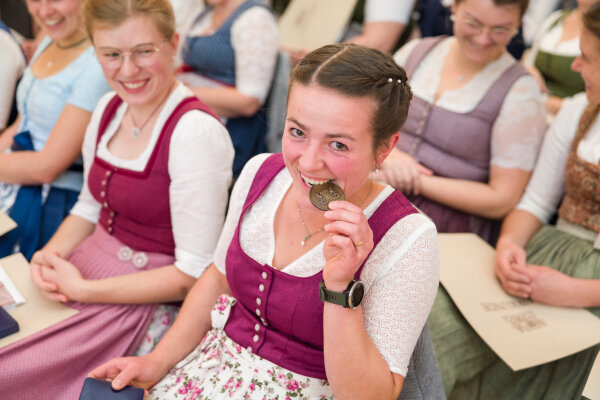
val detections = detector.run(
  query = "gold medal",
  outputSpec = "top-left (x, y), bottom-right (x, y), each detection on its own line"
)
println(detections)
top-left (309, 181), bottom-right (345, 211)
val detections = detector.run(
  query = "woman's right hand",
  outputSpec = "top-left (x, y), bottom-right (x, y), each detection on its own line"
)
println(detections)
top-left (494, 237), bottom-right (531, 298)
top-left (372, 148), bottom-right (432, 195)
top-left (30, 250), bottom-right (64, 302)
top-left (88, 354), bottom-right (167, 391)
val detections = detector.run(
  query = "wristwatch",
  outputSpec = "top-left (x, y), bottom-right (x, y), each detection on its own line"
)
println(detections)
top-left (319, 279), bottom-right (365, 309)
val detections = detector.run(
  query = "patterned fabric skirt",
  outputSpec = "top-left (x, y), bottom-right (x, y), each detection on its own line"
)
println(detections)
top-left (0, 226), bottom-right (175, 400)
top-left (150, 295), bottom-right (334, 400)
top-left (427, 225), bottom-right (600, 399)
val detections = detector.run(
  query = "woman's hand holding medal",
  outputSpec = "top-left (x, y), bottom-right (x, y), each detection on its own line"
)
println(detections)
top-left (314, 182), bottom-right (374, 291)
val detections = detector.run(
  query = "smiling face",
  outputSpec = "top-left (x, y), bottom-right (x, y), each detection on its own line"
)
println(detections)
top-left (282, 83), bottom-right (387, 212)
top-left (452, 0), bottom-right (521, 66)
top-left (27, 0), bottom-right (84, 43)
top-left (572, 27), bottom-right (600, 104)
top-left (92, 14), bottom-right (177, 108)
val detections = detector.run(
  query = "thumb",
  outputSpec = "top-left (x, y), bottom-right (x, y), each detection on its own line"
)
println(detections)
top-left (418, 165), bottom-right (433, 176)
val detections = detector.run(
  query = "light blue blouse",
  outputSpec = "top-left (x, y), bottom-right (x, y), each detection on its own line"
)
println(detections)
top-left (15, 36), bottom-right (110, 192)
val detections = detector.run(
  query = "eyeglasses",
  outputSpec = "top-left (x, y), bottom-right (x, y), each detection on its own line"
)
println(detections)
top-left (461, 17), bottom-right (517, 41)
top-left (96, 42), bottom-right (168, 70)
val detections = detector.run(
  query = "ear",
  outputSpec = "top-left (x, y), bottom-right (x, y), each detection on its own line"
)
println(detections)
top-left (451, 1), bottom-right (457, 16)
top-left (170, 32), bottom-right (180, 53)
top-left (375, 132), bottom-right (400, 167)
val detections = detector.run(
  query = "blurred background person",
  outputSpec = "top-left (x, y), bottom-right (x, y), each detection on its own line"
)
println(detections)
top-left (0, 0), bottom-right (110, 260)
top-left (523, 0), bottom-right (595, 116)
top-left (0, 20), bottom-right (26, 132)
top-left (375, 0), bottom-right (547, 245)
top-left (178, 0), bottom-right (278, 177)
top-left (0, 0), bottom-right (233, 398)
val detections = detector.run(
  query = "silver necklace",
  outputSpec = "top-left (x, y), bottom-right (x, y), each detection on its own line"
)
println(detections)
top-left (297, 206), bottom-right (324, 246)
top-left (130, 82), bottom-right (175, 138)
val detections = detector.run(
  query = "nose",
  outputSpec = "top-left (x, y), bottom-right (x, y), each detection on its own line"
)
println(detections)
top-left (38, 0), bottom-right (54, 18)
top-left (119, 53), bottom-right (141, 76)
top-left (473, 30), bottom-right (493, 46)
top-left (298, 141), bottom-right (324, 173)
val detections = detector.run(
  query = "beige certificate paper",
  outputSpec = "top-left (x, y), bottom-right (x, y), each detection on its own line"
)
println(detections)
top-left (584, 354), bottom-right (600, 399)
top-left (279, 0), bottom-right (358, 51)
top-left (0, 211), bottom-right (16, 237)
top-left (438, 233), bottom-right (600, 371)
top-left (0, 253), bottom-right (78, 348)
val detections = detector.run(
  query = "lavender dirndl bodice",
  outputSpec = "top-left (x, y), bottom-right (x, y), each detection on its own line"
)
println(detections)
top-left (223, 153), bottom-right (417, 379)
top-left (399, 36), bottom-right (528, 245)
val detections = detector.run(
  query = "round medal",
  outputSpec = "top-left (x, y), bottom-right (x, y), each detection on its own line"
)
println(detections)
top-left (309, 181), bottom-right (345, 211)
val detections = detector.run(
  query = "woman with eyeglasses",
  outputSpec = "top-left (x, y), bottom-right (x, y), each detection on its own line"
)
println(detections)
top-left (429, 2), bottom-right (600, 398)
top-left (0, 0), bottom-right (234, 398)
top-left (0, 0), bottom-right (110, 260)
top-left (374, 0), bottom-right (547, 246)
top-left (523, 0), bottom-right (595, 116)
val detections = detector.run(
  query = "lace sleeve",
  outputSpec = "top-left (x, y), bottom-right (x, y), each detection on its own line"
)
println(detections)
top-left (230, 7), bottom-right (279, 104)
top-left (490, 75), bottom-right (547, 171)
top-left (360, 214), bottom-right (439, 376)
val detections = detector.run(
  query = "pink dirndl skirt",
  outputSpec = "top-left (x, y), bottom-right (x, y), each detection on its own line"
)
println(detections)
top-left (0, 225), bottom-right (175, 400)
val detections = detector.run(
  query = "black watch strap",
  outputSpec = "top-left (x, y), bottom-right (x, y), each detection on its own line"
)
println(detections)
top-left (319, 279), bottom-right (364, 308)
top-left (319, 280), bottom-right (349, 306)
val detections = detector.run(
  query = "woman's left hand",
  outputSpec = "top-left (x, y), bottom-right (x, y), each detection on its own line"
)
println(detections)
top-left (520, 265), bottom-right (577, 307)
top-left (322, 200), bottom-right (373, 291)
top-left (38, 252), bottom-right (88, 303)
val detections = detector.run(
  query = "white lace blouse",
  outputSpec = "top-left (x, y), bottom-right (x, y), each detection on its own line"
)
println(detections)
top-left (186, 6), bottom-right (279, 105)
top-left (394, 37), bottom-right (547, 171)
top-left (70, 83), bottom-right (234, 278)
top-left (517, 93), bottom-right (600, 224)
top-left (213, 154), bottom-right (440, 376)
top-left (523, 10), bottom-right (581, 66)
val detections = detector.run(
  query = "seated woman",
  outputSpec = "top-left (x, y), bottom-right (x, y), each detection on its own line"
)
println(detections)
top-left (428, 3), bottom-right (600, 398)
top-left (0, 20), bottom-right (25, 131)
top-left (414, 0), bottom-right (529, 58)
top-left (0, 0), bottom-right (234, 398)
top-left (178, 0), bottom-right (278, 177)
top-left (375, 0), bottom-right (547, 246)
top-left (523, 0), bottom-right (594, 115)
top-left (0, 0), bottom-right (111, 260)
top-left (90, 43), bottom-right (439, 399)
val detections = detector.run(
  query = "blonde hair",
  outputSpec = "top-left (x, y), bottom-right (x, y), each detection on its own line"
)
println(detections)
top-left (83, 0), bottom-right (175, 41)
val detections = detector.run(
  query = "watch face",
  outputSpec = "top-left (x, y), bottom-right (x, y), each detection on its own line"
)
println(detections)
top-left (349, 281), bottom-right (365, 309)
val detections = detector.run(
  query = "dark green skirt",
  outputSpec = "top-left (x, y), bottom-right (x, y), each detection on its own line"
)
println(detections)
top-left (428, 226), bottom-right (600, 399)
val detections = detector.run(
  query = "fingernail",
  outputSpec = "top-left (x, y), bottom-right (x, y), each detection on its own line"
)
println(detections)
top-left (113, 379), bottom-right (122, 389)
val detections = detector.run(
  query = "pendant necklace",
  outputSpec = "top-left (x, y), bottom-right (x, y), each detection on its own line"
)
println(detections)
top-left (297, 206), bottom-right (324, 246)
top-left (130, 81), bottom-right (175, 138)
top-left (297, 179), bottom-right (373, 246)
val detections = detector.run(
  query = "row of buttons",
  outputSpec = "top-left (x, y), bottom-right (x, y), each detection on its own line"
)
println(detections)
top-left (102, 169), bottom-right (116, 233)
top-left (247, 271), bottom-right (270, 353)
